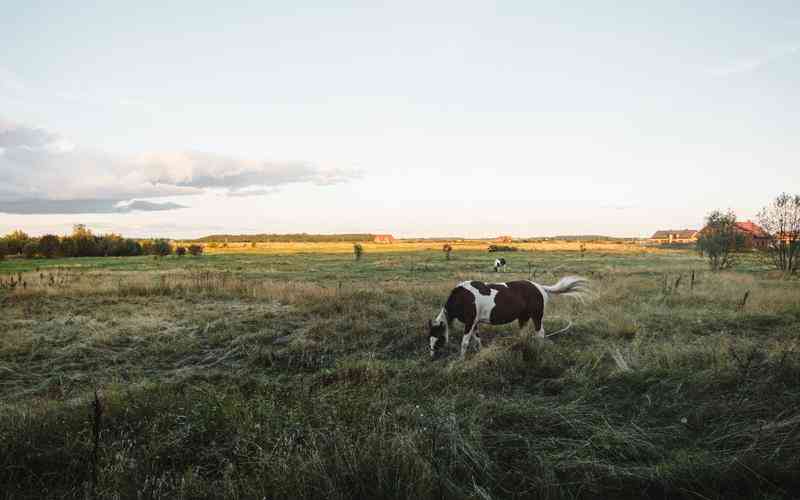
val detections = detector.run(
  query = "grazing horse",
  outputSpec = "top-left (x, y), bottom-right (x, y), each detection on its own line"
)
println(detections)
top-left (428, 276), bottom-right (589, 358)
top-left (493, 258), bottom-right (507, 272)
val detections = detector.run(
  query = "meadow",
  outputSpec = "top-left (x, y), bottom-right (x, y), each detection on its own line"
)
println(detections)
top-left (1, 243), bottom-right (799, 499)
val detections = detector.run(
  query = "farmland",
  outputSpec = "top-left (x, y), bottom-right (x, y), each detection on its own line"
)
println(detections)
top-left (1, 244), bottom-right (799, 499)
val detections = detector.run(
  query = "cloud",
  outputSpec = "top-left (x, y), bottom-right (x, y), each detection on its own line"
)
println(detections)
top-left (0, 199), bottom-right (186, 214)
top-left (0, 118), bottom-right (361, 214)
top-left (708, 44), bottom-right (799, 77)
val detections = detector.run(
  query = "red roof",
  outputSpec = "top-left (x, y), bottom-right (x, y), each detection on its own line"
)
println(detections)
top-left (734, 221), bottom-right (769, 238)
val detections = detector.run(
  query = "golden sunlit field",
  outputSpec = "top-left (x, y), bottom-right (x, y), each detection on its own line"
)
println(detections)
top-left (2, 244), bottom-right (799, 499)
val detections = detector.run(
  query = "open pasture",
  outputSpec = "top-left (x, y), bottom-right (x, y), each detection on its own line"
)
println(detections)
top-left (1, 246), bottom-right (800, 499)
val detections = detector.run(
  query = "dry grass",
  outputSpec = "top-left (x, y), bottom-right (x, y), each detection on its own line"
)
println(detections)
top-left (191, 239), bottom-right (672, 255)
top-left (1, 249), bottom-right (799, 499)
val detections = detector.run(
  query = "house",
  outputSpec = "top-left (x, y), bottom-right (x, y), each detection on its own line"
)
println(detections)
top-left (494, 235), bottom-right (513, 243)
top-left (733, 221), bottom-right (770, 249)
top-left (695, 220), bottom-right (771, 249)
top-left (373, 234), bottom-right (395, 244)
top-left (650, 229), bottom-right (698, 244)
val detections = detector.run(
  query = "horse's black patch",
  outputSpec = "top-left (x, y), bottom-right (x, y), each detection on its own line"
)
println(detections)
top-left (470, 281), bottom-right (492, 295)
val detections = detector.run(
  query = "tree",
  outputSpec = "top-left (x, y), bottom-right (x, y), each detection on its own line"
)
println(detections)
top-left (4, 230), bottom-right (30, 255)
top-left (152, 238), bottom-right (172, 257)
top-left (353, 243), bottom-right (364, 261)
top-left (22, 241), bottom-right (38, 259)
top-left (0, 239), bottom-right (8, 260)
top-left (176, 246), bottom-right (187, 257)
top-left (443, 243), bottom-right (453, 260)
top-left (38, 234), bottom-right (61, 258)
top-left (696, 210), bottom-right (745, 270)
top-left (188, 244), bottom-right (204, 256)
top-left (71, 225), bottom-right (99, 257)
top-left (757, 193), bottom-right (800, 274)
top-left (121, 239), bottom-right (143, 256)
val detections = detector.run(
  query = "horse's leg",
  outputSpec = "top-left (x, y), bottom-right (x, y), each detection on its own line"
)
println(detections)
top-left (473, 323), bottom-right (483, 352)
top-left (460, 320), bottom-right (476, 358)
top-left (533, 312), bottom-right (545, 338)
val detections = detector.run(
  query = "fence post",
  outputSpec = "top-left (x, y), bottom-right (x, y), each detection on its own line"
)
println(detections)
top-left (738, 290), bottom-right (750, 311)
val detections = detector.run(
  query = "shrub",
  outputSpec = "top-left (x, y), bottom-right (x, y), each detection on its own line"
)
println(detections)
top-left (188, 244), bottom-right (204, 256)
top-left (697, 210), bottom-right (745, 270)
top-left (353, 243), bottom-right (364, 261)
top-left (488, 244), bottom-right (519, 252)
top-left (443, 243), bottom-right (453, 260)
top-left (37, 235), bottom-right (61, 258)
top-left (176, 246), bottom-right (187, 257)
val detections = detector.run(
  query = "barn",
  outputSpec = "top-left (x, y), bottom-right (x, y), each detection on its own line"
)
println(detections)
top-left (373, 234), bottom-right (395, 244)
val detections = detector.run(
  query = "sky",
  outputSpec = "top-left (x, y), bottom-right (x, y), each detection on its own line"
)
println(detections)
top-left (1, 1), bottom-right (798, 238)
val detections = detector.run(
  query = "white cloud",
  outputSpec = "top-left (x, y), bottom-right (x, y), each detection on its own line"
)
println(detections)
top-left (0, 118), bottom-right (361, 214)
top-left (708, 44), bottom-right (799, 77)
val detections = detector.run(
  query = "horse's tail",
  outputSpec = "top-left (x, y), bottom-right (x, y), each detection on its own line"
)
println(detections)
top-left (542, 276), bottom-right (590, 302)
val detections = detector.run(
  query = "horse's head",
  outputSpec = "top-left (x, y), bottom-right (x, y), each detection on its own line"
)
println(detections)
top-left (428, 319), bottom-right (447, 358)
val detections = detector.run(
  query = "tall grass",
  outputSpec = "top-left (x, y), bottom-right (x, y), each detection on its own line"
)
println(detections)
top-left (1, 249), bottom-right (799, 499)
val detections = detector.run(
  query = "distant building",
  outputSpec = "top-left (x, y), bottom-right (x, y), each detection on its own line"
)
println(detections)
top-left (733, 221), bottom-right (770, 249)
top-left (495, 235), bottom-right (513, 243)
top-left (695, 220), bottom-right (771, 249)
top-left (650, 229), bottom-right (698, 244)
top-left (373, 234), bottom-right (395, 244)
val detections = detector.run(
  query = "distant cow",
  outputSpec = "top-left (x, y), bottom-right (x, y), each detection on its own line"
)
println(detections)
top-left (428, 277), bottom-right (589, 358)
top-left (493, 258), bottom-right (506, 272)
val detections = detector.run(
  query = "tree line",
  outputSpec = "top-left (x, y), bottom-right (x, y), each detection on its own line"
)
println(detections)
top-left (0, 225), bottom-right (203, 260)
top-left (192, 233), bottom-right (375, 243)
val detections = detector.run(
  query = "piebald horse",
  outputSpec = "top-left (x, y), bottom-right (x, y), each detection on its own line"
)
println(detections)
top-left (428, 276), bottom-right (589, 358)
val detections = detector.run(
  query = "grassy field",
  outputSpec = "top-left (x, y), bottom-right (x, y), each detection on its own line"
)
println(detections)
top-left (1, 245), bottom-right (799, 499)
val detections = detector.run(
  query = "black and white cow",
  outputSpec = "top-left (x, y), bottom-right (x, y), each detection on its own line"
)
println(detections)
top-left (493, 258), bottom-right (507, 272)
top-left (428, 276), bottom-right (589, 358)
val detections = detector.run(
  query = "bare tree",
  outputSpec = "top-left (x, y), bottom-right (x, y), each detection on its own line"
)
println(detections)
top-left (757, 193), bottom-right (800, 274)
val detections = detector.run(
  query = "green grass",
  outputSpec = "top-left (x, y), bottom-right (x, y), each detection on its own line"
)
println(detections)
top-left (1, 249), bottom-right (799, 499)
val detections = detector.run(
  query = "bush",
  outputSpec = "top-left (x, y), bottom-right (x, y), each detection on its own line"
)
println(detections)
top-left (188, 244), bottom-right (204, 256)
top-left (38, 234), bottom-right (61, 258)
top-left (488, 244), bottom-right (519, 252)
top-left (443, 243), bottom-right (453, 260)
top-left (176, 246), bottom-right (187, 257)
top-left (353, 243), bottom-right (364, 261)
top-left (697, 210), bottom-right (745, 270)
top-left (22, 241), bottom-right (38, 259)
